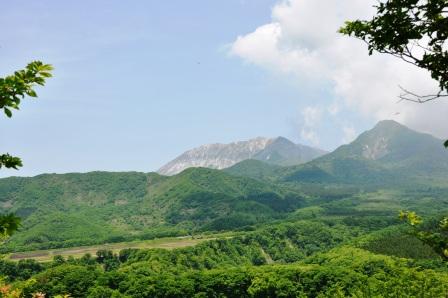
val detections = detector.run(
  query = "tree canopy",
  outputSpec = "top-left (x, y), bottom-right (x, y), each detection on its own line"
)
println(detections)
top-left (340, 0), bottom-right (447, 103)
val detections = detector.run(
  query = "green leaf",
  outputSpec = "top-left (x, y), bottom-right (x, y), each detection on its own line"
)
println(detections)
top-left (27, 90), bottom-right (37, 97)
top-left (4, 108), bottom-right (12, 118)
top-left (444, 140), bottom-right (448, 148)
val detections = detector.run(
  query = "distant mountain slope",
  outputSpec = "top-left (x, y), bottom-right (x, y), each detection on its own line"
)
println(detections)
top-left (0, 169), bottom-right (304, 252)
top-left (253, 137), bottom-right (327, 166)
top-left (224, 159), bottom-right (282, 181)
top-left (283, 120), bottom-right (448, 185)
top-left (327, 120), bottom-right (448, 172)
top-left (158, 137), bottom-right (326, 175)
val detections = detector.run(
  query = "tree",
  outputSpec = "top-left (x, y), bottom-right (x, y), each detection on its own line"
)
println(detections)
top-left (0, 61), bottom-right (53, 239)
top-left (399, 211), bottom-right (448, 261)
top-left (340, 0), bottom-right (447, 103)
top-left (0, 61), bottom-right (53, 169)
top-left (0, 214), bottom-right (21, 241)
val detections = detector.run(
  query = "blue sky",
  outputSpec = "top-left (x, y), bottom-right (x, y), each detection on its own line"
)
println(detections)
top-left (1, 0), bottom-right (442, 177)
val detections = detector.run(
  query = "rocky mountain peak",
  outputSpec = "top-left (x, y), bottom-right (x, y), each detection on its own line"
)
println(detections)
top-left (158, 136), bottom-right (326, 175)
top-left (157, 137), bottom-right (274, 176)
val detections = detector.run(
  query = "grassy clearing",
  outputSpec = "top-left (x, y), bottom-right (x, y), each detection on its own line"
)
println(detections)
top-left (7, 236), bottom-right (212, 262)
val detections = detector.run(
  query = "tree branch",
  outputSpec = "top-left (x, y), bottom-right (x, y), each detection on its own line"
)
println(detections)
top-left (398, 86), bottom-right (448, 103)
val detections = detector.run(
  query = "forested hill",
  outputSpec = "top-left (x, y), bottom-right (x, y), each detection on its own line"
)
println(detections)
top-left (0, 168), bottom-right (305, 252)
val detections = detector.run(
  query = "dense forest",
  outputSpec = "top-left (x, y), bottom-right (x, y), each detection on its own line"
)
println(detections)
top-left (1, 220), bottom-right (447, 297)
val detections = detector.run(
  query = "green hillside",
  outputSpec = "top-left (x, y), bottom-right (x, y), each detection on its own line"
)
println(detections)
top-left (224, 159), bottom-right (282, 181)
top-left (0, 168), bottom-right (305, 252)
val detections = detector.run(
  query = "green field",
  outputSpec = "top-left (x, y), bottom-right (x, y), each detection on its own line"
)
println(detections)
top-left (7, 236), bottom-right (214, 262)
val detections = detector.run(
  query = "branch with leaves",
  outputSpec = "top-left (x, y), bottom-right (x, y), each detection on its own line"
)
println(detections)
top-left (0, 213), bottom-right (21, 240)
top-left (0, 61), bottom-right (53, 170)
top-left (340, 0), bottom-right (448, 102)
top-left (399, 211), bottom-right (448, 261)
top-left (0, 61), bottom-right (52, 240)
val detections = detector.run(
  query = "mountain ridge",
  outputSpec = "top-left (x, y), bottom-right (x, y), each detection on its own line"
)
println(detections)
top-left (281, 120), bottom-right (448, 185)
top-left (158, 136), bottom-right (326, 175)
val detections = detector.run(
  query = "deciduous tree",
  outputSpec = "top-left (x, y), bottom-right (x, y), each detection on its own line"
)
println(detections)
top-left (1, 61), bottom-right (53, 169)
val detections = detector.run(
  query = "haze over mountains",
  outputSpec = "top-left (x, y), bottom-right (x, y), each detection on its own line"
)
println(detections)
top-left (158, 137), bottom-right (327, 175)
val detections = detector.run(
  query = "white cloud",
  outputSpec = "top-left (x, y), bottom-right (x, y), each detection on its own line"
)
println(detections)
top-left (300, 128), bottom-right (320, 146)
top-left (342, 125), bottom-right (357, 144)
top-left (302, 106), bottom-right (322, 127)
top-left (230, 0), bottom-right (448, 140)
top-left (299, 106), bottom-right (322, 145)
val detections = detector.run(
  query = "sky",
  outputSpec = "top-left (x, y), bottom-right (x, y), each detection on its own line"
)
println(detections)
top-left (1, 0), bottom-right (447, 177)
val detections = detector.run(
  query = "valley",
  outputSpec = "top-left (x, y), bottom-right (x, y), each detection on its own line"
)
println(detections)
top-left (1, 120), bottom-right (448, 297)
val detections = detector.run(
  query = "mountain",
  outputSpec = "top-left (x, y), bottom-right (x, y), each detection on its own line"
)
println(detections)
top-left (253, 137), bottom-right (327, 166)
top-left (224, 159), bottom-right (282, 181)
top-left (283, 120), bottom-right (448, 185)
top-left (158, 137), bottom-right (272, 176)
top-left (0, 168), bottom-right (304, 252)
top-left (158, 137), bottom-right (326, 175)
top-left (328, 120), bottom-right (448, 171)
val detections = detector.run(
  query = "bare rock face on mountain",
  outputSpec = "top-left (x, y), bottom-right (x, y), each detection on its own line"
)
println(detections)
top-left (284, 120), bottom-right (448, 185)
top-left (158, 137), bottom-right (274, 176)
top-left (329, 120), bottom-right (448, 167)
top-left (158, 137), bottom-right (327, 176)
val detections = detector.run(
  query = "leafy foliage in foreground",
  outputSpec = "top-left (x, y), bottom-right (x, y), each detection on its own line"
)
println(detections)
top-left (400, 211), bottom-right (448, 260)
top-left (0, 61), bottom-right (53, 170)
top-left (0, 61), bottom-right (52, 241)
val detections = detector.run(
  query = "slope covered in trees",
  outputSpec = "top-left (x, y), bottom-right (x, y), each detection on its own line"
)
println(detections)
top-left (1, 220), bottom-right (447, 297)
top-left (0, 168), bottom-right (305, 251)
